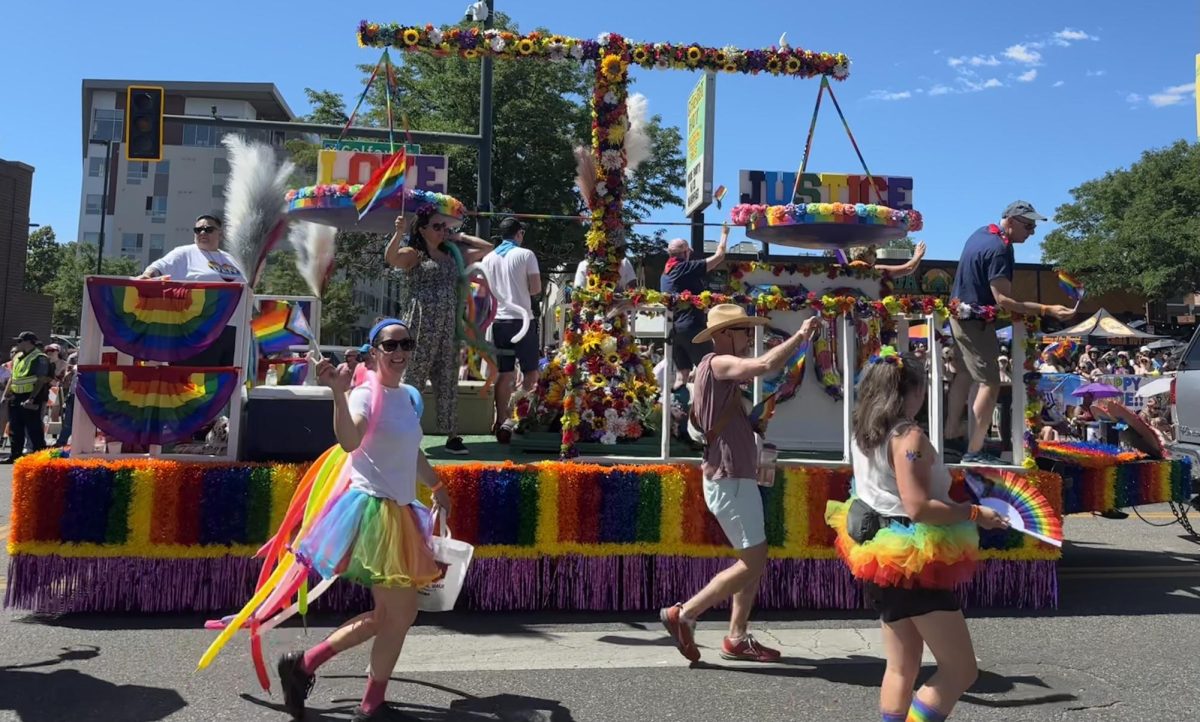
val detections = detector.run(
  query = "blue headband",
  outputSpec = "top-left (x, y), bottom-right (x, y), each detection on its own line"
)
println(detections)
top-left (369, 318), bottom-right (408, 344)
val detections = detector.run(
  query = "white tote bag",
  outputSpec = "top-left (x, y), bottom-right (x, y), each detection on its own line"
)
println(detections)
top-left (417, 514), bottom-right (474, 612)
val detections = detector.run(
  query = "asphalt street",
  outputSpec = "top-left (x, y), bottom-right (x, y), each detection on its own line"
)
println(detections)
top-left (1, 462), bottom-right (1198, 722)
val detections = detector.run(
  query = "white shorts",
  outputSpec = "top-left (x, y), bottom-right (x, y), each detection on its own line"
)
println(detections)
top-left (702, 476), bottom-right (766, 550)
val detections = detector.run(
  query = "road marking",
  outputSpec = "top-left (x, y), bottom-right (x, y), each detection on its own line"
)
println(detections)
top-left (1060, 565), bottom-right (1200, 580)
top-left (390, 628), bottom-right (941, 674)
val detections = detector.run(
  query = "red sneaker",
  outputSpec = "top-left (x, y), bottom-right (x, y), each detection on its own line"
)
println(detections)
top-left (720, 634), bottom-right (781, 662)
top-left (659, 604), bottom-right (700, 662)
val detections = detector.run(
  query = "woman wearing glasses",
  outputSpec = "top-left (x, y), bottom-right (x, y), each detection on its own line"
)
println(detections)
top-left (385, 195), bottom-right (491, 456)
top-left (275, 318), bottom-right (451, 722)
top-left (137, 214), bottom-right (244, 282)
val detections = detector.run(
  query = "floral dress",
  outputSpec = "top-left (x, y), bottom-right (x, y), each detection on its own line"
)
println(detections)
top-left (402, 250), bottom-right (461, 436)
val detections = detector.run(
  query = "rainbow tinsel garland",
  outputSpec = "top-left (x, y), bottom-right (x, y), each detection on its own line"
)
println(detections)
top-left (1056, 458), bottom-right (1192, 515)
top-left (1036, 440), bottom-right (1148, 469)
top-left (285, 185), bottom-right (465, 220)
top-left (731, 202), bottom-right (923, 233)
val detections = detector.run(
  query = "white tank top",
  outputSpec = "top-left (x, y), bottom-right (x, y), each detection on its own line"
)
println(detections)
top-left (851, 423), bottom-right (953, 518)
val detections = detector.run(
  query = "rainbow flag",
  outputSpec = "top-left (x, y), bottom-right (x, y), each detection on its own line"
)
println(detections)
top-left (252, 301), bottom-right (313, 354)
top-left (1056, 270), bottom-right (1085, 303)
top-left (352, 149), bottom-right (406, 220)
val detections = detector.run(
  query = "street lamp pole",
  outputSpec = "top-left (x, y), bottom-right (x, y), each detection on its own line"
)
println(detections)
top-left (88, 139), bottom-right (112, 275)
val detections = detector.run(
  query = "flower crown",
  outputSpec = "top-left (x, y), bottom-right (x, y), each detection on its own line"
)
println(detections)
top-left (868, 345), bottom-right (903, 368)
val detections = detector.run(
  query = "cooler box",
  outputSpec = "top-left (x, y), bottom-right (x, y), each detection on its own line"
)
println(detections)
top-left (240, 385), bottom-right (337, 462)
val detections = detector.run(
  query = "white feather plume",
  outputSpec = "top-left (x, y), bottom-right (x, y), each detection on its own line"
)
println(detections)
top-left (288, 221), bottom-right (338, 297)
top-left (221, 134), bottom-right (295, 287)
top-left (574, 145), bottom-right (598, 210)
top-left (624, 93), bottom-right (652, 178)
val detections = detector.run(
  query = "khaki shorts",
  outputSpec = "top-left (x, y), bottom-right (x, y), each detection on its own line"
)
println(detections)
top-left (702, 476), bottom-right (766, 549)
top-left (949, 317), bottom-right (1001, 386)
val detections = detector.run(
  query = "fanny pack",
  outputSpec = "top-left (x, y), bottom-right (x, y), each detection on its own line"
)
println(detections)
top-left (846, 498), bottom-right (911, 544)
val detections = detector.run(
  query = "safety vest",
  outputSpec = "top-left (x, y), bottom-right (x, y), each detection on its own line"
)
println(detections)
top-left (9, 349), bottom-right (46, 394)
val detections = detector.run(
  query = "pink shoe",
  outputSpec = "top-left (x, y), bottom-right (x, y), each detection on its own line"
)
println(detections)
top-left (659, 604), bottom-right (700, 662)
top-left (720, 633), bottom-right (781, 662)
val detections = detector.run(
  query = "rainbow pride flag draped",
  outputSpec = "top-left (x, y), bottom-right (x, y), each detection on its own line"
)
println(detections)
top-left (352, 149), bottom-right (406, 220)
top-left (87, 278), bottom-right (244, 362)
top-left (252, 300), bottom-right (313, 354)
top-left (75, 365), bottom-right (239, 446)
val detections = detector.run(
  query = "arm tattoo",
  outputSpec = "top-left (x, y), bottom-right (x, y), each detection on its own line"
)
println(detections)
top-left (904, 449), bottom-right (922, 462)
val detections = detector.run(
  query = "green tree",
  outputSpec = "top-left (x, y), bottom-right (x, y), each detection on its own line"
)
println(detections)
top-left (886, 236), bottom-right (916, 251)
top-left (255, 249), bottom-right (363, 345)
top-left (622, 116), bottom-right (686, 260)
top-left (45, 243), bottom-right (138, 333)
top-left (1042, 140), bottom-right (1200, 300)
top-left (24, 226), bottom-right (61, 293)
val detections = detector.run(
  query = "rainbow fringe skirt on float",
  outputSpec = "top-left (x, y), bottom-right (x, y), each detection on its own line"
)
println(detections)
top-left (824, 498), bottom-right (979, 590)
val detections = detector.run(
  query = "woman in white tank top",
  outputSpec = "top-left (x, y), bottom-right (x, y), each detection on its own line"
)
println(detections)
top-left (826, 346), bottom-right (1008, 722)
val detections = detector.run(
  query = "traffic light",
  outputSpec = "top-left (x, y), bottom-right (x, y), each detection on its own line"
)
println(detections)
top-left (124, 86), bottom-right (164, 162)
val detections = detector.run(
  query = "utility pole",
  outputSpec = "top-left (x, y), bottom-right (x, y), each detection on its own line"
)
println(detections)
top-left (88, 139), bottom-right (112, 274)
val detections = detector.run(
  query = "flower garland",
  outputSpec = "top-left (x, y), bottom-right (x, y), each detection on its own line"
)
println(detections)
top-left (731, 202), bottom-right (923, 234)
top-left (1021, 315), bottom-right (1043, 469)
top-left (357, 24), bottom-right (851, 80)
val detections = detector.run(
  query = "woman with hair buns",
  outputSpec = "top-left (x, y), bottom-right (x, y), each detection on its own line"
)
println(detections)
top-left (825, 347), bottom-right (1009, 722)
top-left (385, 194), bottom-right (492, 456)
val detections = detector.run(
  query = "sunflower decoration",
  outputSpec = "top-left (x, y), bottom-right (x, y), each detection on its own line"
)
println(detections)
top-left (589, 375), bottom-right (609, 390)
top-left (402, 28), bottom-right (421, 46)
top-left (516, 38), bottom-right (535, 55)
top-left (580, 330), bottom-right (606, 353)
top-left (766, 57), bottom-right (782, 73)
top-left (723, 62), bottom-right (739, 73)
top-left (464, 49), bottom-right (479, 60)
top-left (605, 352), bottom-right (621, 366)
top-left (631, 45), bottom-right (650, 65)
top-left (600, 54), bottom-right (626, 81)
top-left (685, 45), bottom-right (703, 65)
top-left (785, 56), bottom-right (802, 74)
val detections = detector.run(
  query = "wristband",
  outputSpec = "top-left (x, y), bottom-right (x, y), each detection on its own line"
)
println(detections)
top-left (968, 504), bottom-right (980, 522)
top-left (1037, 304), bottom-right (1048, 316)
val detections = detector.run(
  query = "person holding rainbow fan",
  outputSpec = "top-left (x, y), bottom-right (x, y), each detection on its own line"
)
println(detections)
top-left (825, 346), bottom-right (1009, 722)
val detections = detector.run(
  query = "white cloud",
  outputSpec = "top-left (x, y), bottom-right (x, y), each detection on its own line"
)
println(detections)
top-left (1053, 28), bottom-right (1097, 45)
top-left (948, 57), bottom-right (964, 68)
top-left (1086, 70), bottom-right (1106, 77)
top-left (867, 89), bottom-right (913, 101)
top-left (1053, 80), bottom-right (1065, 87)
top-left (929, 84), bottom-right (953, 96)
top-left (1017, 69), bottom-right (1038, 82)
top-left (1148, 83), bottom-right (1195, 108)
top-left (1126, 93), bottom-right (1143, 104)
top-left (983, 78), bottom-right (1003, 88)
top-left (1004, 44), bottom-right (1042, 64)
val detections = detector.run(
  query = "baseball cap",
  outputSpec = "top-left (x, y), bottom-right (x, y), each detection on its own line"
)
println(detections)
top-left (12, 331), bottom-right (38, 343)
top-left (1002, 200), bottom-right (1047, 222)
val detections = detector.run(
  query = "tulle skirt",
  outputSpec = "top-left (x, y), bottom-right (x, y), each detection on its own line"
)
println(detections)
top-left (825, 497), bottom-right (979, 590)
top-left (296, 489), bottom-right (441, 589)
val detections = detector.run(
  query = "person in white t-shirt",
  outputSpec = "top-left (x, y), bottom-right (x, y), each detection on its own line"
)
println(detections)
top-left (481, 217), bottom-right (542, 441)
top-left (137, 214), bottom-right (245, 282)
top-left (573, 253), bottom-right (636, 289)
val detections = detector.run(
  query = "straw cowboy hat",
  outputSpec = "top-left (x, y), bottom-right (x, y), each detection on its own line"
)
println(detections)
top-left (692, 304), bottom-right (770, 344)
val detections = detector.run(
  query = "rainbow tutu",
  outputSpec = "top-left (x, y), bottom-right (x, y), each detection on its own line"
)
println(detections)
top-left (296, 489), bottom-right (441, 589)
top-left (825, 498), bottom-right (978, 590)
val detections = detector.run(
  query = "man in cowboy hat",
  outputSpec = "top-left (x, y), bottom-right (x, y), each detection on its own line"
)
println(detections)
top-left (660, 304), bottom-right (818, 663)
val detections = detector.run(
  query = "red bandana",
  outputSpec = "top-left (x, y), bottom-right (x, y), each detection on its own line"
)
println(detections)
top-left (988, 223), bottom-right (1010, 246)
top-left (664, 257), bottom-right (684, 275)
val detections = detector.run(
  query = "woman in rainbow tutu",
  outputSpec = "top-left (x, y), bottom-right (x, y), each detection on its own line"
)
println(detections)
top-left (825, 346), bottom-right (1008, 722)
top-left (276, 318), bottom-right (452, 721)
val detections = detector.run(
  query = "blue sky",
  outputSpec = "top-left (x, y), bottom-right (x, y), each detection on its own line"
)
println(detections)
top-left (2, 0), bottom-right (1197, 263)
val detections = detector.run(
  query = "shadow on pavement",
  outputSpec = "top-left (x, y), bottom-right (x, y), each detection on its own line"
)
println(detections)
top-left (0, 646), bottom-right (187, 722)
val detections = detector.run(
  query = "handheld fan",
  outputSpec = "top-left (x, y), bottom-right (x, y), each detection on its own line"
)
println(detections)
top-left (964, 470), bottom-right (1063, 547)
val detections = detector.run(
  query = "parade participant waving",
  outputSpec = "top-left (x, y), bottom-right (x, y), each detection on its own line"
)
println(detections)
top-left (826, 348), bottom-right (1008, 722)
top-left (660, 305), bottom-right (818, 663)
top-left (275, 318), bottom-right (451, 721)
top-left (137, 214), bottom-right (245, 282)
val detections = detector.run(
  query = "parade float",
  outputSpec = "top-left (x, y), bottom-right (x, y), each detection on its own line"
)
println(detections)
top-left (6, 20), bottom-right (1191, 617)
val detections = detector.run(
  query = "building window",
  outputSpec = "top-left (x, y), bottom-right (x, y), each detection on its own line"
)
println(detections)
top-left (83, 232), bottom-right (101, 246)
top-left (213, 157), bottom-right (229, 174)
top-left (182, 123), bottom-right (220, 147)
top-left (149, 234), bottom-right (165, 263)
top-left (127, 161), bottom-right (149, 184)
top-left (156, 160), bottom-right (170, 175)
top-left (213, 184), bottom-right (225, 199)
top-left (121, 233), bottom-right (144, 253)
top-left (86, 194), bottom-right (105, 215)
top-left (88, 157), bottom-right (106, 177)
top-left (90, 108), bottom-right (124, 143)
top-left (146, 196), bottom-right (168, 223)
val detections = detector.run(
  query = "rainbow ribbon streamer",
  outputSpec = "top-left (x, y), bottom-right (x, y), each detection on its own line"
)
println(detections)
top-left (86, 278), bottom-right (244, 362)
top-left (751, 337), bottom-right (808, 433)
top-left (352, 149), bottom-right (406, 220)
top-left (75, 365), bottom-right (240, 447)
top-left (252, 300), bottom-right (313, 354)
top-left (1056, 270), bottom-right (1085, 303)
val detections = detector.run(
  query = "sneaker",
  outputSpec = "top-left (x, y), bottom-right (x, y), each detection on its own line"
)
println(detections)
top-left (720, 633), bottom-right (782, 663)
top-left (444, 437), bottom-right (469, 455)
top-left (1096, 508), bottom-right (1129, 520)
top-left (277, 651), bottom-right (315, 720)
top-left (351, 703), bottom-right (396, 721)
top-left (495, 421), bottom-right (514, 445)
top-left (659, 604), bottom-right (700, 662)
top-left (0, 457), bottom-right (17, 465)
top-left (961, 451), bottom-right (1005, 466)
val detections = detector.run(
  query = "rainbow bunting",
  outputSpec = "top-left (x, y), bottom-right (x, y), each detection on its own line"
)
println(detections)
top-left (86, 278), bottom-right (244, 362)
top-left (965, 470), bottom-right (1063, 547)
top-left (75, 365), bottom-right (239, 447)
top-left (352, 149), bottom-right (406, 220)
top-left (1056, 270), bottom-right (1085, 303)
top-left (750, 334), bottom-right (808, 433)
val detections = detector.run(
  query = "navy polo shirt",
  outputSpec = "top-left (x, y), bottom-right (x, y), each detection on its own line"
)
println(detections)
top-left (951, 225), bottom-right (1014, 306)
top-left (660, 259), bottom-right (708, 331)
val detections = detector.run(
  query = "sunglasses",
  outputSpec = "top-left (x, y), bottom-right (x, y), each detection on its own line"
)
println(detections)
top-left (376, 338), bottom-right (416, 353)
top-left (1012, 217), bottom-right (1036, 231)
top-left (194, 225), bottom-right (218, 234)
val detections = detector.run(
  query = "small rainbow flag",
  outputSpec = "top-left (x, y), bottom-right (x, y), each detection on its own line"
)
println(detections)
top-left (352, 149), bottom-right (406, 221)
top-left (1056, 270), bottom-right (1085, 303)
top-left (252, 301), bottom-right (313, 354)
top-left (713, 184), bottom-right (727, 209)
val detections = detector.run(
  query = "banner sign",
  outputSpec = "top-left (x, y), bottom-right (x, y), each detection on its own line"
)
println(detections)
top-left (316, 150), bottom-right (448, 193)
top-left (1036, 373), bottom-right (1155, 416)
top-left (738, 170), bottom-right (913, 210)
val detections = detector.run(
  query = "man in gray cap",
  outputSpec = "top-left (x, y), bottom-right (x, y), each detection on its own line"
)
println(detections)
top-left (945, 201), bottom-right (1075, 465)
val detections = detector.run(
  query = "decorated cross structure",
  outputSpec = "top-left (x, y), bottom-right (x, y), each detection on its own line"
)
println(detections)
top-left (358, 21), bottom-right (850, 455)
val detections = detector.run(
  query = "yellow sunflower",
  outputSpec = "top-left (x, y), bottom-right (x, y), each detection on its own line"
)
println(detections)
top-left (767, 57), bottom-right (782, 73)
top-left (589, 375), bottom-right (608, 390)
top-left (686, 46), bottom-right (703, 63)
top-left (464, 49), bottom-right (479, 60)
top-left (402, 28), bottom-right (420, 46)
top-left (517, 38), bottom-right (534, 55)
top-left (724, 62), bottom-right (738, 73)
top-left (607, 123), bottom-right (626, 145)
top-left (606, 353), bottom-right (621, 366)
top-left (632, 46), bottom-right (650, 64)
top-left (601, 54), bottom-right (626, 81)
top-left (785, 57), bottom-right (802, 74)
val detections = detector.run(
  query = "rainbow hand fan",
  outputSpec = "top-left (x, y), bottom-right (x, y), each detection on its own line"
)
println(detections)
top-left (964, 470), bottom-right (1063, 547)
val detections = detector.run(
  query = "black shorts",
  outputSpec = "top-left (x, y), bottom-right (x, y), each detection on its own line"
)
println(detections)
top-left (671, 325), bottom-right (713, 372)
top-left (865, 582), bottom-right (961, 623)
top-left (493, 318), bottom-right (539, 374)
